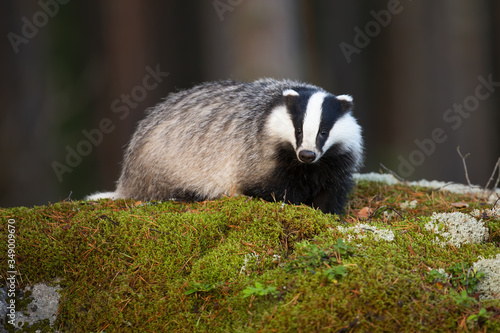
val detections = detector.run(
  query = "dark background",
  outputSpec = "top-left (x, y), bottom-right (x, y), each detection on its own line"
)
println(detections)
top-left (1, 0), bottom-right (499, 207)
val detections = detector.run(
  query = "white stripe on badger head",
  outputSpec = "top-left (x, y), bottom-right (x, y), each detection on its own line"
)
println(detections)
top-left (266, 105), bottom-right (296, 148)
top-left (300, 91), bottom-right (327, 155)
top-left (324, 112), bottom-right (363, 167)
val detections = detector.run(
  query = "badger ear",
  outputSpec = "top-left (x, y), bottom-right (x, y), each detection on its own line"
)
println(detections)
top-left (283, 89), bottom-right (299, 97)
top-left (336, 94), bottom-right (354, 112)
top-left (283, 89), bottom-right (299, 107)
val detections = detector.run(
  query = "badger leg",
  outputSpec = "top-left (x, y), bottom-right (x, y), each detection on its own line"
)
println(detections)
top-left (312, 181), bottom-right (353, 215)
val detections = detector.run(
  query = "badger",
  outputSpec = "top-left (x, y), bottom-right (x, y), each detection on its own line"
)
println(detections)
top-left (87, 78), bottom-right (363, 214)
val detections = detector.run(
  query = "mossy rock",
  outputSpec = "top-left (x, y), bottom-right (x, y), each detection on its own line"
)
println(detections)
top-left (1, 179), bottom-right (500, 332)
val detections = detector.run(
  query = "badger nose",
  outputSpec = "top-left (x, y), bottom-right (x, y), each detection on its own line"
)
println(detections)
top-left (298, 150), bottom-right (316, 163)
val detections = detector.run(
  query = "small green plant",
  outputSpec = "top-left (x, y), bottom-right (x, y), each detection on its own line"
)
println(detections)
top-left (286, 239), bottom-right (354, 273)
top-left (467, 308), bottom-right (489, 328)
top-left (447, 263), bottom-right (484, 293)
top-left (323, 265), bottom-right (348, 283)
top-left (453, 290), bottom-right (477, 307)
top-left (331, 238), bottom-right (355, 256)
top-left (284, 239), bottom-right (352, 284)
top-left (426, 269), bottom-right (449, 284)
top-left (185, 281), bottom-right (223, 295)
top-left (285, 242), bottom-right (326, 273)
top-left (241, 282), bottom-right (277, 298)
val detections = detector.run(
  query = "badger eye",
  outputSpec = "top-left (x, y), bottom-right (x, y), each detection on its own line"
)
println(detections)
top-left (320, 128), bottom-right (328, 136)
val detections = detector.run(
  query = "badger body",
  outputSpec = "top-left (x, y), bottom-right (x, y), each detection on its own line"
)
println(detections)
top-left (88, 79), bottom-right (363, 214)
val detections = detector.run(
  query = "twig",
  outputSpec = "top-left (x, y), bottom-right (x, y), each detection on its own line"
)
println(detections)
top-left (63, 191), bottom-right (73, 202)
top-left (380, 163), bottom-right (405, 183)
top-left (466, 266), bottom-right (474, 294)
top-left (456, 146), bottom-right (472, 187)
top-left (149, 228), bottom-right (169, 235)
top-left (99, 214), bottom-right (119, 226)
top-left (280, 189), bottom-right (287, 210)
top-left (492, 196), bottom-right (500, 209)
top-left (484, 157), bottom-right (500, 191)
top-left (494, 177), bottom-right (500, 193)
top-left (423, 182), bottom-right (461, 193)
top-left (369, 205), bottom-right (404, 221)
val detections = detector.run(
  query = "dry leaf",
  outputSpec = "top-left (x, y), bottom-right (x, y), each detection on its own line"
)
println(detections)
top-left (357, 207), bottom-right (372, 219)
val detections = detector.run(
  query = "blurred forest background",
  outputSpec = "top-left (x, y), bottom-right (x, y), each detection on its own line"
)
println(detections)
top-left (1, 0), bottom-right (499, 207)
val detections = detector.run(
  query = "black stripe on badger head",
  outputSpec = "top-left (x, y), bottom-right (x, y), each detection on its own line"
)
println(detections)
top-left (283, 87), bottom-right (316, 149)
top-left (316, 94), bottom-right (353, 152)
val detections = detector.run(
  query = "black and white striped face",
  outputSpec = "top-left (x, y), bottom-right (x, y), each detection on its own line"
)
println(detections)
top-left (267, 88), bottom-right (362, 165)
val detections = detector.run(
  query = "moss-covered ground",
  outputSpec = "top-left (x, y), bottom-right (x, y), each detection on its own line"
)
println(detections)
top-left (1, 179), bottom-right (500, 332)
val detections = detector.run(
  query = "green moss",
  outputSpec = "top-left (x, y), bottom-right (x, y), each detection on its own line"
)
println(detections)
top-left (1, 183), bottom-right (500, 332)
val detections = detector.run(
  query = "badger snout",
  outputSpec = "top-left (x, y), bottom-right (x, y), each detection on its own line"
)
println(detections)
top-left (298, 150), bottom-right (316, 163)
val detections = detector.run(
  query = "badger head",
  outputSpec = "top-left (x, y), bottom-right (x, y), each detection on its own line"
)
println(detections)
top-left (268, 88), bottom-right (363, 168)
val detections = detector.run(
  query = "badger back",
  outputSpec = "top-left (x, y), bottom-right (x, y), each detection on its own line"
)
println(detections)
top-left (116, 80), bottom-right (280, 200)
